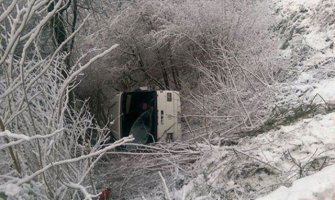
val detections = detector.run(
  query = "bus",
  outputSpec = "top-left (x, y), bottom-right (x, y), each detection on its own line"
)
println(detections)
top-left (110, 90), bottom-right (181, 144)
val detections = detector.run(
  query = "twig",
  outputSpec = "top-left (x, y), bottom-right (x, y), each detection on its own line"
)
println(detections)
top-left (310, 93), bottom-right (330, 110)
top-left (319, 157), bottom-right (328, 171)
top-left (158, 171), bottom-right (172, 200)
top-left (0, 118), bottom-right (22, 175)
top-left (230, 148), bottom-right (282, 172)
top-left (287, 150), bottom-right (303, 178)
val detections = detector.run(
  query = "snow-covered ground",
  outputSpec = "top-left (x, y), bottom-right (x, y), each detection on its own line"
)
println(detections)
top-left (254, 112), bottom-right (335, 200)
top-left (273, 0), bottom-right (335, 107)
top-left (258, 164), bottom-right (335, 200)
top-left (174, 111), bottom-right (335, 199)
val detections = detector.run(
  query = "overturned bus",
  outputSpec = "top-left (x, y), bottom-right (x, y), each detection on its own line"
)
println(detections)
top-left (110, 90), bottom-right (181, 144)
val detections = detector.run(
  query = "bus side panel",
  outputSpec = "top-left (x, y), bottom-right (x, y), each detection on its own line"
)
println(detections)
top-left (175, 92), bottom-right (181, 140)
top-left (110, 93), bottom-right (122, 140)
top-left (157, 91), bottom-right (181, 142)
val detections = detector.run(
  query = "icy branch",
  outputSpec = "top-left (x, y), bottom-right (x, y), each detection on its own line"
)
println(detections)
top-left (0, 129), bottom-right (64, 150)
top-left (64, 182), bottom-right (99, 200)
top-left (16, 136), bottom-right (133, 185)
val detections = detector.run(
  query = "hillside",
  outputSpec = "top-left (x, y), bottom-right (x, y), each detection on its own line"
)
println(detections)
top-left (175, 0), bottom-right (335, 199)
top-left (1, 0), bottom-right (335, 199)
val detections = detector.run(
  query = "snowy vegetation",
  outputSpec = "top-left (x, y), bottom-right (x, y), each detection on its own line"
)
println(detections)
top-left (1, 0), bottom-right (335, 199)
top-left (0, 0), bottom-right (129, 199)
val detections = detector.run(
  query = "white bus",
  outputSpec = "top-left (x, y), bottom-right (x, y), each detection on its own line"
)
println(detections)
top-left (110, 90), bottom-right (181, 144)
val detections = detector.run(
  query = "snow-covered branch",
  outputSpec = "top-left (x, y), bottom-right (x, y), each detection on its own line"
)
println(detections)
top-left (63, 182), bottom-right (99, 200)
top-left (16, 136), bottom-right (133, 186)
top-left (0, 129), bottom-right (64, 150)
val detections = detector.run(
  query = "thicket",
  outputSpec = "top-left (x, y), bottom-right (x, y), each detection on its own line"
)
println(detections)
top-left (75, 0), bottom-right (280, 135)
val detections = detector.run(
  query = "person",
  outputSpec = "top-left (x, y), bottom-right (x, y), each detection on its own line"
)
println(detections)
top-left (99, 188), bottom-right (112, 200)
top-left (141, 102), bottom-right (148, 111)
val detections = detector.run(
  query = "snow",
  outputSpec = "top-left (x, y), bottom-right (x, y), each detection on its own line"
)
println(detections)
top-left (258, 164), bottom-right (335, 200)
top-left (2, 183), bottom-right (21, 196)
top-left (311, 80), bottom-right (335, 103)
top-left (305, 31), bottom-right (330, 50)
top-left (0, 181), bottom-right (48, 200)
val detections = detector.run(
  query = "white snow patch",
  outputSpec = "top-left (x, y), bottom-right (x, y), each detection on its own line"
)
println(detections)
top-left (310, 79), bottom-right (335, 103)
top-left (304, 31), bottom-right (330, 51)
top-left (257, 164), bottom-right (335, 200)
top-left (1, 183), bottom-right (21, 196)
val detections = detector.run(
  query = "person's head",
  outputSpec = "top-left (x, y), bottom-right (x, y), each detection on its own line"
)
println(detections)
top-left (142, 102), bottom-right (148, 110)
